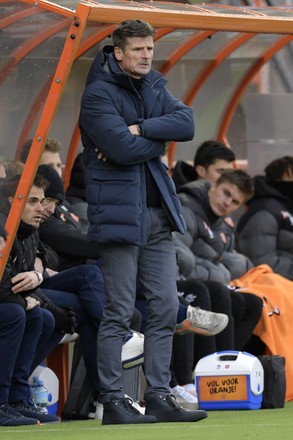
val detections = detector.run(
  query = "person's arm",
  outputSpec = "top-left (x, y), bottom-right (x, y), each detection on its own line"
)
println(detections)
top-left (39, 215), bottom-right (100, 259)
top-left (80, 83), bottom-right (194, 166)
top-left (80, 86), bottom-right (166, 165)
top-left (138, 89), bottom-right (194, 142)
top-left (236, 210), bottom-right (293, 279)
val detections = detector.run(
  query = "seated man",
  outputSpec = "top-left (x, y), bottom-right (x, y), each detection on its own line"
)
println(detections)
top-left (174, 169), bottom-right (263, 352)
top-left (172, 139), bottom-right (235, 190)
top-left (175, 169), bottom-right (254, 283)
top-left (0, 175), bottom-right (67, 425)
top-left (20, 138), bottom-right (100, 270)
top-left (236, 156), bottom-right (293, 280)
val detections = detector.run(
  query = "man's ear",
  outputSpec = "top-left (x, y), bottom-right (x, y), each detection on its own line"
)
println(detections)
top-left (8, 196), bottom-right (13, 205)
top-left (208, 181), bottom-right (216, 196)
top-left (195, 165), bottom-right (206, 179)
top-left (114, 47), bottom-right (122, 61)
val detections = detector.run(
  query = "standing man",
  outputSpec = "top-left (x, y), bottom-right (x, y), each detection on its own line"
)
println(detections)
top-left (79, 19), bottom-right (207, 425)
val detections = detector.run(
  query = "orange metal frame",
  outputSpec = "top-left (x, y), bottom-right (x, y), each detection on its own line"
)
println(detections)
top-left (218, 34), bottom-right (293, 144)
top-left (0, 2), bottom-right (89, 278)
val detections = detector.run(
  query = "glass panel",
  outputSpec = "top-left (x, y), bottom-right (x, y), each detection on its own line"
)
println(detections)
top-left (0, 1), bottom-right (71, 160)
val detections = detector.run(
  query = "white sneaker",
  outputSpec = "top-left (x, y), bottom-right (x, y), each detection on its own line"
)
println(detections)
top-left (176, 306), bottom-right (229, 336)
top-left (122, 331), bottom-right (144, 369)
top-left (171, 385), bottom-right (199, 410)
top-left (88, 401), bottom-right (103, 420)
top-left (181, 383), bottom-right (197, 397)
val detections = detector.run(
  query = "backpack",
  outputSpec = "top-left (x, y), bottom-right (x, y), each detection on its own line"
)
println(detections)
top-left (258, 355), bottom-right (286, 408)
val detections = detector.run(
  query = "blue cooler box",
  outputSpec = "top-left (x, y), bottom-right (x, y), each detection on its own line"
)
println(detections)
top-left (195, 351), bottom-right (264, 410)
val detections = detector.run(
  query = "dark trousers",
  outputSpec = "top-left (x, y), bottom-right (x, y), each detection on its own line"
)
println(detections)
top-left (97, 208), bottom-right (178, 403)
top-left (0, 304), bottom-right (55, 404)
top-left (172, 280), bottom-right (263, 385)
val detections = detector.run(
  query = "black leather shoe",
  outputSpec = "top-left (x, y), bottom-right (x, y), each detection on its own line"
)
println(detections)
top-left (102, 397), bottom-right (157, 425)
top-left (145, 393), bottom-right (208, 423)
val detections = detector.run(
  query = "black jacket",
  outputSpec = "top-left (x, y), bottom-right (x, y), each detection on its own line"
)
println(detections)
top-left (236, 175), bottom-right (293, 279)
top-left (174, 180), bottom-right (252, 283)
top-left (39, 200), bottom-right (100, 270)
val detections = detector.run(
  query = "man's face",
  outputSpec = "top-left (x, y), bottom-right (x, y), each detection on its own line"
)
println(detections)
top-left (114, 36), bottom-right (154, 79)
top-left (196, 159), bottom-right (234, 185)
top-left (208, 181), bottom-right (246, 217)
top-left (40, 197), bottom-right (60, 222)
top-left (21, 185), bottom-right (45, 228)
top-left (40, 151), bottom-right (63, 177)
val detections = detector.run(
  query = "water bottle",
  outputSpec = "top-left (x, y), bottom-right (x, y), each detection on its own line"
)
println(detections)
top-left (30, 376), bottom-right (49, 414)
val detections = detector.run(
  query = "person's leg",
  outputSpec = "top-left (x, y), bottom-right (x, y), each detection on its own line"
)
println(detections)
top-left (0, 304), bottom-right (26, 405)
top-left (9, 307), bottom-right (44, 403)
top-left (11, 307), bottom-right (61, 423)
top-left (204, 281), bottom-right (235, 351)
top-left (31, 308), bottom-right (60, 373)
top-left (233, 292), bottom-right (263, 351)
top-left (138, 208), bottom-right (178, 400)
top-left (141, 208), bottom-right (207, 423)
top-left (176, 280), bottom-right (217, 367)
top-left (97, 243), bottom-right (139, 403)
top-left (42, 264), bottom-right (105, 327)
top-left (171, 334), bottom-right (195, 384)
top-left (0, 305), bottom-right (40, 427)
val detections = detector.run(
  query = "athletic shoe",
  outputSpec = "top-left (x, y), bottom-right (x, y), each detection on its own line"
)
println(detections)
top-left (171, 385), bottom-right (199, 410)
top-left (0, 403), bottom-right (39, 426)
top-left (176, 305), bottom-right (229, 336)
top-left (145, 393), bottom-right (207, 423)
top-left (102, 396), bottom-right (156, 425)
top-left (122, 331), bottom-right (144, 370)
top-left (88, 400), bottom-right (104, 420)
top-left (181, 383), bottom-right (197, 397)
top-left (13, 400), bottom-right (60, 423)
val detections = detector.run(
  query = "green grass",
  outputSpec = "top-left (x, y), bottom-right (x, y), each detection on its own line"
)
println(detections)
top-left (1, 403), bottom-right (293, 439)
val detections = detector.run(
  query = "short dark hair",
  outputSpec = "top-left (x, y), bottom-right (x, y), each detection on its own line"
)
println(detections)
top-left (264, 156), bottom-right (293, 184)
top-left (216, 169), bottom-right (254, 201)
top-left (1, 172), bottom-right (48, 200)
top-left (112, 20), bottom-right (156, 51)
top-left (193, 140), bottom-right (235, 170)
top-left (20, 138), bottom-right (62, 163)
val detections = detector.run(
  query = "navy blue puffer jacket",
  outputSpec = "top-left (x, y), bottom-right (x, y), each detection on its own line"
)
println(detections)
top-left (79, 46), bottom-right (195, 245)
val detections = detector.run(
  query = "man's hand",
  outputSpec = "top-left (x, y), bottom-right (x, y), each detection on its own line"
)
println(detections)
top-left (95, 148), bottom-right (108, 162)
top-left (11, 271), bottom-right (40, 293)
top-left (128, 124), bottom-right (140, 136)
top-left (25, 296), bottom-right (40, 311)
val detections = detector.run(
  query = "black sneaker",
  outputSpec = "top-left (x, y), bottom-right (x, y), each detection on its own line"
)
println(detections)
top-left (0, 403), bottom-right (39, 426)
top-left (102, 397), bottom-right (156, 425)
top-left (12, 400), bottom-right (60, 423)
top-left (145, 393), bottom-right (208, 423)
